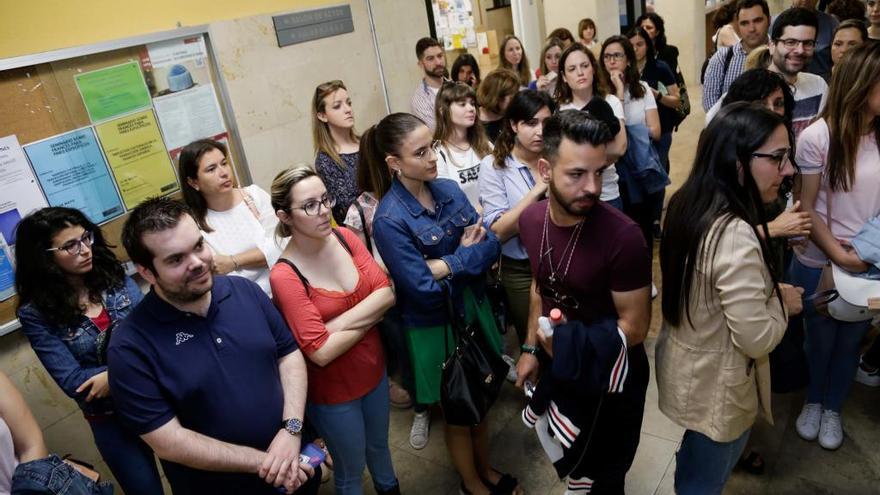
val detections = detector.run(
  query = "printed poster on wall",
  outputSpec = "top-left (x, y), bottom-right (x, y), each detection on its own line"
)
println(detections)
top-left (143, 35), bottom-right (211, 97)
top-left (0, 135), bottom-right (48, 245)
top-left (94, 109), bottom-right (179, 210)
top-left (153, 83), bottom-right (227, 152)
top-left (74, 61), bottom-right (152, 123)
top-left (23, 128), bottom-right (124, 224)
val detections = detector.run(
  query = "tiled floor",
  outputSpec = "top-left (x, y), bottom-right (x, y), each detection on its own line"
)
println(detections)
top-left (3, 85), bottom-right (879, 494)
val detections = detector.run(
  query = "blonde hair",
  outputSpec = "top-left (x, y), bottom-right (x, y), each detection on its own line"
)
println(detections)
top-left (270, 165), bottom-right (319, 240)
top-left (499, 35), bottom-right (532, 87)
top-left (311, 80), bottom-right (359, 168)
top-left (745, 46), bottom-right (771, 70)
top-left (434, 82), bottom-right (492, 158)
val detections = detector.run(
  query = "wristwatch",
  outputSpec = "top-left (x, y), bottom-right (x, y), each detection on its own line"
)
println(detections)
top-left (279, 417), bottom-right (303, 436)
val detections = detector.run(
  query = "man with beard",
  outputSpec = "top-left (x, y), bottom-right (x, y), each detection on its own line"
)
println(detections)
top-left (108, 197), bottom-right (317, 495)
top-left (769, 7), bottom-right (827, 138)
top-left (516, 110), bottom-right (652, 493)
top-left (410, 37), bottom-right (447, 131)
top-left (703, 0), bottom-right (772, 110)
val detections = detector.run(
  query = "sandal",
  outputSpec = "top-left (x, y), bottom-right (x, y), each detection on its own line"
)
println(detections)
top-left (736, 450), bottom-right (765, 475)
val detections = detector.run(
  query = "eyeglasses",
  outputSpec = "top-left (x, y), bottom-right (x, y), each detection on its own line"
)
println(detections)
top-left (537, 281), bottom-right (580, 310)
top-left (774, 38), bottom-right (816, 49)
top-left (603, 52), bottom-right (626, 61)
top-left (415, 140), bottom-right (441, 161)
top-left (46, 231), bottom-right (94, 256)
top-left (751, 148), bottom-right (794, 173)
top-left (294, 195), bottom-right (337, 216)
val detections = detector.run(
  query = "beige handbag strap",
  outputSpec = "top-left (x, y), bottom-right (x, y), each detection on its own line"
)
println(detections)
top-left (239, 188), bottom-right (261, 221)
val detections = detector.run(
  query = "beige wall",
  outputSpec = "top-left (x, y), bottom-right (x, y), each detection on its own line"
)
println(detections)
top-left (654, 0), bottom-right (705, 85)
top-left (210, 0), bottom-right (428, 190)
top-left (543, 0), bottom-right (620, 46)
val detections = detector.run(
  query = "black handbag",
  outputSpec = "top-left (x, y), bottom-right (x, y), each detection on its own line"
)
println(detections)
top-left (440, 286), bottom-right (509, 426)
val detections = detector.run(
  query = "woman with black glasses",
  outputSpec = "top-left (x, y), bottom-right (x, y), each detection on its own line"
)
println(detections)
top-left (657, 103), bottom-right (803, 493)
top-left (14, 207), bottom-right (162, 495)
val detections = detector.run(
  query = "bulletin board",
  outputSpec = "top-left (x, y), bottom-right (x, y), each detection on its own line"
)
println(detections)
top-left (0, 26), bottom-right (250, 333)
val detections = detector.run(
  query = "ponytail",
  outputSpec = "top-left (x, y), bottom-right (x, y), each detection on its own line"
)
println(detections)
top-left (357, 113), bottom-right (425, 199)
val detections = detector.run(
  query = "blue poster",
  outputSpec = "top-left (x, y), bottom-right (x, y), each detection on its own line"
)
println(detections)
top-left (23, 128), bottom-right (124, 224)
top-left (0, 238), bottom-right (13, 300)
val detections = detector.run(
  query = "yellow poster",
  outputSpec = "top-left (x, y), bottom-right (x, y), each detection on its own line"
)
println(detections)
top-left (95, 109), bottom-right (178, 210)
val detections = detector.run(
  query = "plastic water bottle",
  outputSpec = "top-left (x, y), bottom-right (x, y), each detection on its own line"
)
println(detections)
top-left (537, 308), bottom-right (564, 338)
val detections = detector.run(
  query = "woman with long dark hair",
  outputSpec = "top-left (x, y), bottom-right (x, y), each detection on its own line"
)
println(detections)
top-left (637, 12), bottom-right (680, 75)
top-left (479, 90), bottom-right (555, 347)
top-left (600, 35), bottom-right (662, 245)
top-left (556, 42), bottom-right (628, 209)
top-left (363, 113), bottom-right (517, 494)
top-left (312, 80), bottom-right (362, 224)
top-left (452, 53), bottom-right (482, 88)
top-left (178, 139), bottom-right (284, 295)
top-left (657, 103), bottom-right (802, 493)
top-left (14, 207), bottom-right (162, 495)
top-left (790, 42), bottom-right (880, 451)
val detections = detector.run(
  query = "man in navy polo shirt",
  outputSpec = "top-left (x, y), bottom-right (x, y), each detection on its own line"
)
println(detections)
top-left (108, 197), bottom-right (316, 495)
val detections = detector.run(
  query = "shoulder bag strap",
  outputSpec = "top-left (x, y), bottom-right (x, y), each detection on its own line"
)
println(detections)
top-left (276, 258), bottom-right (311, 297)
top-left (239, 188), bottom-right (261, 221)
top-left (352, 202), bottom-right (373, 255)
top-left (332, 228), bottom-right (353, 255)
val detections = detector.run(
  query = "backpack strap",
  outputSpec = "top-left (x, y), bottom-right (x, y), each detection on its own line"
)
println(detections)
top-left (721, 46), bottom-right (735, 88)
top-left (276, 258), bottom-right (311, 297)
top-left (332, 228), bottom-right (353, 255)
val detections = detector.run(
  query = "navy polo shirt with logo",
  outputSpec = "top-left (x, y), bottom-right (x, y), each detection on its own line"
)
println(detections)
top-left (107, 275), bottom-right (299, 494)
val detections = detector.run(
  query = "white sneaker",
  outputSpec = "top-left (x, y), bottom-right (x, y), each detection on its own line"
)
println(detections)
top-left (818, 409), bottom-right (843, 450)
top-left (502, 354), bottom-right (518, 383)
top-left (855, 360), bottom-right (880, 387)
top-left (796, 403), bottom-right (822, 441)
top-left (409, 410), bottom-right (430, 450)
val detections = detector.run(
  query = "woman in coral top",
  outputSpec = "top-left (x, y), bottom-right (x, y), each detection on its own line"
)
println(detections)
top-left (268, 166), bottom-right (399, 495)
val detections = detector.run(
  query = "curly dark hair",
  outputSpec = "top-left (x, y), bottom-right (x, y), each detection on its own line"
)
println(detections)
top-left (14, 207), bottom-right (125, 326)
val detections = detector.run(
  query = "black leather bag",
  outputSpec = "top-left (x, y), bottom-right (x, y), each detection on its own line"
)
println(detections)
top-left (440, 287), bottom-right (508, 426)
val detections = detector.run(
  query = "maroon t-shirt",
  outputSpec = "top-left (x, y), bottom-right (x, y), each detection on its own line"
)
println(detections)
top-left (518, 200), bottom-right (652, 323)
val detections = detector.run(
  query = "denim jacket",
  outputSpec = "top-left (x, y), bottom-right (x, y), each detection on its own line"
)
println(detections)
top-left (17, 276), bottom-right (143, 416)
top-left (373, 178), bottom-right (500, 327)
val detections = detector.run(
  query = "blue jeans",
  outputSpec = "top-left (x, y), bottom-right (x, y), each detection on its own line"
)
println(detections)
top-left (788, 257), bottom-right (872, 411)
top-left (12, 455), bottom-right (114, 495)
top-left (674, 428), bottom-right (750, 495)
top-left (306, 374), bottom-right (397, 495)
top-left (87, 415), bottom-right (162, 495)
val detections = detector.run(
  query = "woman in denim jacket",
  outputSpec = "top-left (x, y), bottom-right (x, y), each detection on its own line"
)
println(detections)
top-left (364, 113), bottom-right (519, 495)
top-left (14, 207), bottom-right (161, 495)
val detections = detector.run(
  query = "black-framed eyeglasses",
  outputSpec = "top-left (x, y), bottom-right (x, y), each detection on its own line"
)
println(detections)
top-left (46, 231), bottom-right (94, 256)
top-left (602, 52), bottom-right (626, 61)
top-left (537, 280), bottom-right (580, 310)
top-left (751, 148), bottom-right (794, 173)
top-left (774, 38), bottom-right (817, 50)
top-left (294, 195), bottom-right (337, 216)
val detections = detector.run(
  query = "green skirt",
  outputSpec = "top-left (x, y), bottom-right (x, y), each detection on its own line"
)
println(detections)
top-left (405, 289), bottom-right (504, 405)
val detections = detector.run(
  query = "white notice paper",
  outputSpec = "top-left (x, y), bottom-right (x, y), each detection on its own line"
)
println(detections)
top-left (153, 84), bottom-right (227, 151)
top-left (0, 135), bottom-right (48, 245)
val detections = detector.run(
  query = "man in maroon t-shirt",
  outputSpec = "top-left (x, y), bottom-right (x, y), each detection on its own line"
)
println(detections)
top-left (516, 109), bottom-right (652, 492)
